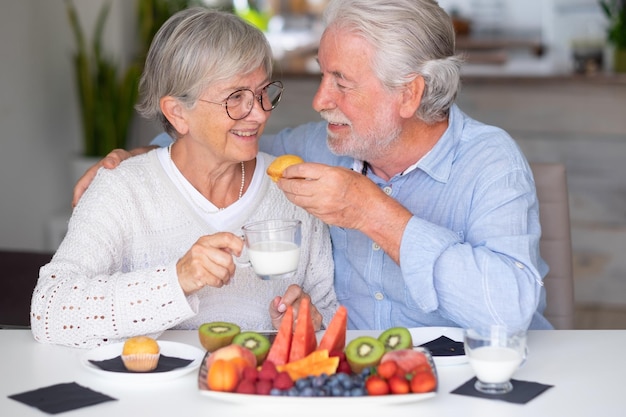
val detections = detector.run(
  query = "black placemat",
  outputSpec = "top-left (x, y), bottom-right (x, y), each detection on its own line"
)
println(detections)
top-left (89, 354), bottom-right (193, 373)
top-left (451, 377), bottom-right (553, 404)
top-left (419, 335), bottom-right (465, 356)
top-left (8, 382), bottom-right (116, 414)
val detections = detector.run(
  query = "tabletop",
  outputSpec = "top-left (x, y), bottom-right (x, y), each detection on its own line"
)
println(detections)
top-left (1, 329), bottom-right (623, 417)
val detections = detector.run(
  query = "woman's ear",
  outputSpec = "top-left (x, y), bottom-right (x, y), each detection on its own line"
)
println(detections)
top-left (399, 75), bottom-right (424, 119)
top-left (160, 96), bottom-right (189, 135)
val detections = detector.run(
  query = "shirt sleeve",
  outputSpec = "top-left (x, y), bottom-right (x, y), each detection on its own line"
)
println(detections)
top-left (399, 166), bottom-right (546, 332)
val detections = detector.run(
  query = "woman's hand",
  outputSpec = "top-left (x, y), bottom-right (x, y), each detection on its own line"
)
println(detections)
top-left (176, 232), bottom-right (244, 295)
top-left (269, 284), bottom-right (323, 330)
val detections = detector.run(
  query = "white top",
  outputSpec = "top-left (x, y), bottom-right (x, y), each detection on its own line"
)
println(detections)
top-left (31, 151), bottom-right (337, 348)
top-left (0, 329), bottom-right (623, 417)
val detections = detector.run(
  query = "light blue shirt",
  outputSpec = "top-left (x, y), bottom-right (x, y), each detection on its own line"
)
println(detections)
top-left (152, 104), bottom-right (552, 331)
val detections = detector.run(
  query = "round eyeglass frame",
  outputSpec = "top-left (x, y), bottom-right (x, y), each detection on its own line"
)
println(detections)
top-left (198, 81), bottom-right (284, 121)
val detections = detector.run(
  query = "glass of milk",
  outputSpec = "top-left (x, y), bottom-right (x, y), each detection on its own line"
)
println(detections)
top-left (463, 325), bottom-right (527, 394)
top-left (239, 219), bottom-right (301, 280)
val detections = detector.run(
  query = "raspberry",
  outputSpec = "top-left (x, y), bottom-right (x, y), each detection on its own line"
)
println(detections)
top-left (273, 371), bottom-right (294, 390)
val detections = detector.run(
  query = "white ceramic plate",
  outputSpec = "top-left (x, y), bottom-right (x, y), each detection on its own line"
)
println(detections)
top-left (198, 388), bottom-right (435, 405)
top-left (81, 340), bottom-right (204, 382)
top-left (197, 348), bottom-right (437, 404)
top-left (409, 326), bottom-right (467, 366)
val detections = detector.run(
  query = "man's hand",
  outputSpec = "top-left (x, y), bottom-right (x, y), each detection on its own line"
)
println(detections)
top-left (72, 146), bottom-right (157, 207)
top-left (277, 162), bottom-right (412, 263)
top-left (176, 233), bottom-right (244, 295)
top-left (269, 284), bottom-right (323, 330)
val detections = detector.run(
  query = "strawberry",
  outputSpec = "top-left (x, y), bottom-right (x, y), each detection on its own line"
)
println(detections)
top-left (365, 375), bottom-right (390, 396)
top-left (410, 370), bottom-right (437, 393)
top-left (376, 360), bottom-right (398, 379)
top-left (387, 375), bottom-right (410, 394)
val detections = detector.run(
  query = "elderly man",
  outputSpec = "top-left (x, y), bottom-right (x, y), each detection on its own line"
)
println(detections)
top-left (74, 0), bottom-right (552, 332)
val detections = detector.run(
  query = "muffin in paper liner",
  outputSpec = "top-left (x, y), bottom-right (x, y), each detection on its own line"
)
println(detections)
top-left (121, 352), bottom-right (160, 372)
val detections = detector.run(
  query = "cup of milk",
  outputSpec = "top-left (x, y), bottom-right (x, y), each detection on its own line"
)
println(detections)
top-left (239, 219), bottom-right (301, 280)
top-left (463, 325), bottom-right (527, 395)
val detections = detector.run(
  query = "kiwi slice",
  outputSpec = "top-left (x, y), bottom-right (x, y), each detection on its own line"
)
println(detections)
top-left (344, 336), bottom-right (385, 374)
top-left (232, 331), bottom-right (271, 363)
top-left (198, 321), bottom-right (241, 352)
top-left (378, 326), bottom-right (413, 352)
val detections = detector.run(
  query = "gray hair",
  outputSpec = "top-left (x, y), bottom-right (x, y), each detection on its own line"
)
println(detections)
top-left (135, 8), bottom-right (274, 137)
top-left (323, 0), bottom-right (463, 124)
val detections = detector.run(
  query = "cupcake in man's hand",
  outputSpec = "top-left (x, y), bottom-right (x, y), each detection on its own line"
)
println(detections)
top-left (121, 336), bottom-right (160, 372)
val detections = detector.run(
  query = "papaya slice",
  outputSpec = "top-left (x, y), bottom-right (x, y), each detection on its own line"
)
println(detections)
top-left (277, 349), bottom-right (329, 373)
top-left (285, 356), bottom-right (340, 380)
top-left (265, 305), bottom-right (293, 366)
top-left (277, 349), bottom-right (340, 380)
top-left (288, 297), bottom-right (317, 362)
top-left (317, 305), bottom-right (347, 353)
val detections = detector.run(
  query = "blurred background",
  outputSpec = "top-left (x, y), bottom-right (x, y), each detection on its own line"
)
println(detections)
top-left (1, 0), bottom-right (625, 328)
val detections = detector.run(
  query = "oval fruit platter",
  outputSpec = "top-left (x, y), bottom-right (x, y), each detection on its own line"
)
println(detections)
top-left (196, 300), bottom-right (438, 404)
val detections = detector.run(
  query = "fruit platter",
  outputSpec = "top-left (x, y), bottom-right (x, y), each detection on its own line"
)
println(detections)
top-left (196, 300), bottom-right (438, 403)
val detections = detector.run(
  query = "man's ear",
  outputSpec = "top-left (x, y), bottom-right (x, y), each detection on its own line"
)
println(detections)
top-left (399, 75), bottom-right (424, 119)
top-left (160, 96), bottom-right (189, 135)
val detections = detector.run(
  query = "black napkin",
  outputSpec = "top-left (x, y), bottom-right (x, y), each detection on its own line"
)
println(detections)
top-left (451, 377), bottom-right (553, 404)
top-left (8, 382), bottom-right (116, 414)
top-left (419, 335), bottom-right (465, 356)
top-left (89, 354), bottom-right (193, 373)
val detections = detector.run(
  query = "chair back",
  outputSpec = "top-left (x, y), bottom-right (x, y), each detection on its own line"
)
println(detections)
top-left (531, 162), bottom-right (575, 329)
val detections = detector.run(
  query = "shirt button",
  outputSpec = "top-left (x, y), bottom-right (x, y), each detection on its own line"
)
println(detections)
top-left (372, 243), bottom-right (381, 251)
top-left (374, 292), bottom-right (384, 300)
top-left (383, 186), bottom-right (392, 195)
top-left (515, 261), bottom-right (525, 269)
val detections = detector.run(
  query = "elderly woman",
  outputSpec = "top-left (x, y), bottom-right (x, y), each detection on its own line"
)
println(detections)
top-left (31, 8), bottom-right (337, 348)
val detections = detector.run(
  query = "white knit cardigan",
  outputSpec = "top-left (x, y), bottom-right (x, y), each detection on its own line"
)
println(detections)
top-left (31, 151), bottom-right (337, 348)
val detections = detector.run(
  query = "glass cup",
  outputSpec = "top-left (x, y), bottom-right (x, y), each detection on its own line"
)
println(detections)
top-left (463, 325), bottom-right (527, 395)
top-left (238, 219), bottom-right (301, 280)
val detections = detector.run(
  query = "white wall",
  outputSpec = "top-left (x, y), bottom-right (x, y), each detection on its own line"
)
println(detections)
top-left (0, 0), bottom-right (156, 252)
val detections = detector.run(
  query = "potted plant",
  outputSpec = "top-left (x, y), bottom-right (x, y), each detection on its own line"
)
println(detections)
top-left (65, 0), bottom-right (210, 159)
top-left (599, 0), bottom-right (626, 72)
top-left (66, 0), bottom-right (142, 158)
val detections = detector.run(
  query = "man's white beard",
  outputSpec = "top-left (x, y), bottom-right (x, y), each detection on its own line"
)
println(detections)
top-left (321, 109), bottom-right (402, 161)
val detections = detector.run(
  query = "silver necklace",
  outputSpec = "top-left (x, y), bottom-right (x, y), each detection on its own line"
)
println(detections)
top-left (167, 143), bottom-right (245, 211)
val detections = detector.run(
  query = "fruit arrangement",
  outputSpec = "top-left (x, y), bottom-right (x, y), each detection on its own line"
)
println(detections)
top-left (198, 301), bottom-right (437, 397)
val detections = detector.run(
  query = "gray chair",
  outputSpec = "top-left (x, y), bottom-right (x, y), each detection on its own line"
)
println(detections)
top-left (531, 162), bottom-right (575, 329)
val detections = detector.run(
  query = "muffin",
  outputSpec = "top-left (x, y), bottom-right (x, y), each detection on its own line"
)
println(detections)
top-left (266, 154), bottom-right (304, 182)
top-left (121, 336), bottom-right (160, 372)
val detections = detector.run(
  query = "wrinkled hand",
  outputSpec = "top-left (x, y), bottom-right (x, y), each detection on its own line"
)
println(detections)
top-left (176, 233), bottom-right (244, 295)
top-left (278, 162), bottom-right (412, 264)
top-left (277, 162), bottom-right (383, 229)
top-left (269, 284), bottom-right (323, 330)
top-left (72, 146), bottom-right (157, 208)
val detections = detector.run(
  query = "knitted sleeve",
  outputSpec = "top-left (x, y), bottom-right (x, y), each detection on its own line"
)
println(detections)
top-left (31, 160), bottom-right (196, 348)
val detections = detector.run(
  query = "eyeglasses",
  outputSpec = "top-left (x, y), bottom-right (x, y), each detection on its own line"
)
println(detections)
top-left (198, 81), bottom-right (284, 121)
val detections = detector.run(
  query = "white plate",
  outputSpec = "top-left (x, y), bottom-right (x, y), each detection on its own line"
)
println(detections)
top-left (197, 348), bottom-right (437, 404)
top-left (81, 340), bottom-right (205, 382)
top-left (409, 326), bottom-right (467, 366)
top-left (199, 388), bottom-right (435, 405)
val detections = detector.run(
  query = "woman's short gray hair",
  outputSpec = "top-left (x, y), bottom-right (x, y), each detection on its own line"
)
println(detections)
top-left (135, 8), bottom-right (273, 137)
top-left (323, 0), bottom-right (463, 124)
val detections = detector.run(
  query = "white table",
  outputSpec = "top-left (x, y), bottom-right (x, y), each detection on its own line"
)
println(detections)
top-left (1, 329), bottom-right (623, 416)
